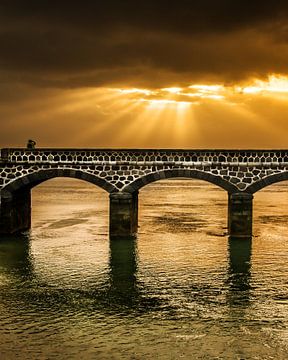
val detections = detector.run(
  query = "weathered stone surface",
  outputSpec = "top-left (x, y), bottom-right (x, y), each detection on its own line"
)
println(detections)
top-left (109, 192), bottom-right (138, 238)
top-left (228, 193), bottom-right (253, 238)
top-left (1, 149), bottom-right (288, 194)
top-left (1, 148), bottom-right (288, 236)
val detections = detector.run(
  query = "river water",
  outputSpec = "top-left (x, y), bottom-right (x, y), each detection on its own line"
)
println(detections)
top-left (0, 178), bottom-right (288, 359)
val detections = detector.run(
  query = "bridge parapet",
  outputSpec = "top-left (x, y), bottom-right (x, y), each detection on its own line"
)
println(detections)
top-left (2, 148), bottom-right (288, 165)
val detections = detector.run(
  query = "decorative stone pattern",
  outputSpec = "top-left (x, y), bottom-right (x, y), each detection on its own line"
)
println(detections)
top-left (1, 148), bottom-right (288, 194)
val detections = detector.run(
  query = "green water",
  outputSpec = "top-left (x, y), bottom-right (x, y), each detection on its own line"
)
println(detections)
top-left (0, 179), bottom-right (288, 359)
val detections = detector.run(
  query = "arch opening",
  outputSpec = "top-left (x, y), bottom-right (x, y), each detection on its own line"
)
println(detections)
top-left (254, 179), bottom-right (288, 236)
top-left (123, 169), bottom-right (238, 193)
top-left (138, 177), bottom-right (228, 237)
top-left (0, 172), bottom-right (112, 236)
top-left (31, 177), bottom-right (109, 234)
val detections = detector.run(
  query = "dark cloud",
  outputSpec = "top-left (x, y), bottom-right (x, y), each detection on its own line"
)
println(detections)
top-left (0, 1), bottom-right (288, 87)
top-left (1, 1), bottom-right (288, 34)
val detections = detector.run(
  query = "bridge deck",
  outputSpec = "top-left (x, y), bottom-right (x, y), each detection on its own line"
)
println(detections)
top-left (2, 148), bottom-right (288, 165)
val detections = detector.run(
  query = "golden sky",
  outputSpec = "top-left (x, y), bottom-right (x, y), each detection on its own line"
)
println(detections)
top-left (1, 1), bottom-right (288, 148)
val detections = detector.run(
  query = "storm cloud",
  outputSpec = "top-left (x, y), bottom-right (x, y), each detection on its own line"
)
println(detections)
top-left (1, 1), bottom-right (288, 148)
top-left (1, 1), bottom-right (288, 87)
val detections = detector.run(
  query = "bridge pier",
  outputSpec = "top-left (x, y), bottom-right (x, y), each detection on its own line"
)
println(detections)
top-left (228, 193), bottom-right (253, 238)
top-left (109, 191), bottom-right (138, 238)
top-left (0, 189), bottom-right (31, 235)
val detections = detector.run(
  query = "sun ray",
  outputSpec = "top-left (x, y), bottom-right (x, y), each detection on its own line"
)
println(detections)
top-left (31, 73), bottom-right (288, 147)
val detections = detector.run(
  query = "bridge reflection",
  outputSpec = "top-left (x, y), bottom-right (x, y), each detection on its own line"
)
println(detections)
top-left (227, 237), bottom-right (252, 305)
top-left (0, 234), bottom-right (34, 280)
top-left (108, 238), bottom-right (139, 306)
top-left (0, 234), bottom-right (253, 311)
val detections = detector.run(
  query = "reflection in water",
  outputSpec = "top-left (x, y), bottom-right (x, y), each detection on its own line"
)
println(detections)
top-left (227, 237), bottom-right (252, 305)
top-left (0, 234), bottom-right (253, 308)
top-left (0, 234), bottom-right (33, 280)
top-left (0, 179), bottom-right (288, 359)
top-left (108, 238), bottom-right (138, 306)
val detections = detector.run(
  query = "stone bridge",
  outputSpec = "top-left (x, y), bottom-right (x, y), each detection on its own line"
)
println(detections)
top-left (1, 148), bottom-right (288, 238)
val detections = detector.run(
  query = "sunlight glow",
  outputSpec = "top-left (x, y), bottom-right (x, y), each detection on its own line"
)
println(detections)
top-left (39, 73), bottom-right (288, 148)
top-left (241, 86), bottom-right (262, 94)
top-left (118, 88), bottom-right (153, 96)
top-left (162, 87), bottom-right (182, 94)
top-left (189, 84), bottom-right (224, 92)
top-left (241, 75), bottom-right (288, 94)
top-left (205, 94), bottom-right (225, 100)
top-left (140, 99), bottom-right (190, 106)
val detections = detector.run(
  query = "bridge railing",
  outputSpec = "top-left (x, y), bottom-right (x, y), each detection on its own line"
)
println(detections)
top-left (1, 148), bottom-right (288, 165)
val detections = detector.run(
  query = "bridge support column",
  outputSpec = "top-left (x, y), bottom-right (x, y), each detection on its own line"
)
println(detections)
top-left (109, 191), bottom-right (138, 238)
top-left (0, 189), bottom-right (31, 235)
top-left (228, 193), bottom-right (253, 238)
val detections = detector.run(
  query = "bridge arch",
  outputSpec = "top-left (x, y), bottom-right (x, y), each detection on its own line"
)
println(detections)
top-left (246, 172), bottom-right (288, 194)
top-left (2, 168), bottom-right (116, 194)
top-left (122, 169), bottom-right (238, 193)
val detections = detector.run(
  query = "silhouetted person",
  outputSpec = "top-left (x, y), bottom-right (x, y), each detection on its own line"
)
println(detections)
top-left (26, 139), bottom-right (36, 149)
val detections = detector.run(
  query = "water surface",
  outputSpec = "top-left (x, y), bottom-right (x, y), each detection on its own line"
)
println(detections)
top-left (0, 178), bottom-right (288, 359)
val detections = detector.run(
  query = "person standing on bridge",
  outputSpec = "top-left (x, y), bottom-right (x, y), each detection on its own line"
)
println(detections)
top-left (26, 139), bottom-right (36, 149)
